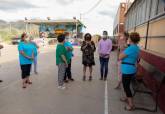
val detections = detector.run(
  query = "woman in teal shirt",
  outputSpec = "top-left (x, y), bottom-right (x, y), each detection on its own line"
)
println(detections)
top-left (119, 32), bottom-right (140, 111)
top-left (18, 33), bottom-right (34, 89)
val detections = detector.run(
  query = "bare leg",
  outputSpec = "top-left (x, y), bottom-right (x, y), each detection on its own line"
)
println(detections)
top-left (83, 66), bottom-right (87, 81)
top-left (89, 66), bottom-right (93, 76)
top-left (89, 66), bottom-right (93, 81)
top-left (26, 77), bottom-right (32, 84)
top-left (22, 79), bottom-right (27, 88)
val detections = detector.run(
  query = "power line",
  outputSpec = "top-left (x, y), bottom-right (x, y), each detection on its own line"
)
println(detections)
top-left (81, 0), bottom-right (103, 15)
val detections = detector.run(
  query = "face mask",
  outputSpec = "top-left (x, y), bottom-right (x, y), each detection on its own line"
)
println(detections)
top-left (25, 38), bottom-right (30, 42)
top-left (103, 35), bottom-right (107, 39)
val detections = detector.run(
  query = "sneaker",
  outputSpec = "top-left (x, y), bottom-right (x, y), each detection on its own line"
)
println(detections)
top-left (0, 80), bottom-right (3, 83)
top-left (58, 86), bottom-right (62, 89)
top-left (64, 80), bottom-right (69, 83)
top-left (61, 86), bottom-right (66, 90)
top-left (69, 78), bottom-right (74, 81)
top-left (104, 78), bottom-right (107, 81)
top-left (100, 77), bottom-right (103, 80)
top-left (34, 71), bottom-right (38, 75)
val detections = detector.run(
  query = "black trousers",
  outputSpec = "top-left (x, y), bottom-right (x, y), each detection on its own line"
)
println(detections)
top-left (64, 59), bottom-right (72, 80)
top-left (122, 74), bottom-right (135, 98)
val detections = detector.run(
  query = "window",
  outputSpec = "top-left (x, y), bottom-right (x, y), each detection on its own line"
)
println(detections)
top-left (150, 0), bottom-right (158, 18)
top-left (157, 0), bottom-right (165, 14)
top-left (145, 0), bottom-right (151, 21)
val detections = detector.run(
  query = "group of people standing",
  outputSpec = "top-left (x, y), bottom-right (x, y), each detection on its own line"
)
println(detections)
top-left (56, 31), bottom-right (113, 89)
top-left (56, 30), bottom-right (141, 111)
top-left (16, 30), bottom-right (140, 111)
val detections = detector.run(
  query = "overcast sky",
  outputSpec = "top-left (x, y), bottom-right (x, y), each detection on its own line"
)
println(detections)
top-left (0, 0), bottom-right (125, 35)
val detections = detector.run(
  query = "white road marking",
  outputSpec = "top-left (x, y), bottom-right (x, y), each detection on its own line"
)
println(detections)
top-left (104, 80), bottom-right (109, 114)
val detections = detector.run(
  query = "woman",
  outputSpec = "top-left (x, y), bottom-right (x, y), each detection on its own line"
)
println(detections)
top-left (29, 36), bottom-right (39, 74)
top-left (115, 32), bottom-right (129, 89)
top-left (81, 33), bottom-right (96, 81)
top-left (18, 33), bottom-right (34, 88)
top-left (119, 32), bottom-right (140, 111)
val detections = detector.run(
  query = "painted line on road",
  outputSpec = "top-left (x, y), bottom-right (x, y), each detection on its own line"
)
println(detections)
top-left (104, 80), bottom-right (109, 114)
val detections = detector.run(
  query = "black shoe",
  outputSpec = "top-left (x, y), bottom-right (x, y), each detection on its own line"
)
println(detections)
top-left (69, 78), bottom-right (74, 81)
top-left (0, 80), bottom-right (3, 83)
top-left (89, 76), bottom-right (92, 81)
top-left (104, 78), bottom-right (107, 81)
top-left (100, 77), bottom-right (103, 80)
top-left (64, 80), bottom-right (69, 83)
top-left (83, 76), bottom-right (86, 81)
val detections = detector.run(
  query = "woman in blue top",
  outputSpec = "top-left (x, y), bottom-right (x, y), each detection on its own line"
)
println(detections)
top-left (119, 32), bottom-right (140, 111)
top-left (18, 33), bottom-right (34, 89)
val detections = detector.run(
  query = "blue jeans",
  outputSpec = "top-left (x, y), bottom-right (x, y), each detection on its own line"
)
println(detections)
top-left (99, 57), bottom-right (109, 79)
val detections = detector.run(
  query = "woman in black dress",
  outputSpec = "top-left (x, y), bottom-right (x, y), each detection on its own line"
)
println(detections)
top-left (81, 33), bottom-right (96, 81)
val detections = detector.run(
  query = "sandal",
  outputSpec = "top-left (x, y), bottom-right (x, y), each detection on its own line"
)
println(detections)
top-left (26, 81), bottom-right (32, 84)
top-left (124, 105), bottom-right (135, 111)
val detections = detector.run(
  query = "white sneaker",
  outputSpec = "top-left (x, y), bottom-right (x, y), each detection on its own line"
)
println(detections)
top-left (61, 86), bottom-right (66, 90)
top-left (58, 86), bottom-right (62, 89)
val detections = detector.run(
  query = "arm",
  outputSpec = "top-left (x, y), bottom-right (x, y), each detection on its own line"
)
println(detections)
top-left (33, 42), bottom-right (39, 49)
top-left (91, 41), bottom-right (96, 52)
top-left (108, 40), bottom-right (112, 54)
top-left (61, 55), bottom-right (68, 67)
top-left (119, 52), bottom-right (127, 60)
top-left (119, 46), bottom-right (131, 60)
top-left (20, 51), bottom-right (34, 60)
top-left (81, 41), bottom-right (87, 51)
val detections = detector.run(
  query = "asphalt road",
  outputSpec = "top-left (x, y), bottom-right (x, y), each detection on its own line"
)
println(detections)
top-left (0, 45), bottom-right (163, 114)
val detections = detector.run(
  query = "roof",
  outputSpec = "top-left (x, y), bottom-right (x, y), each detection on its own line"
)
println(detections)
top-left (24, 19), bottom-right (86, 27)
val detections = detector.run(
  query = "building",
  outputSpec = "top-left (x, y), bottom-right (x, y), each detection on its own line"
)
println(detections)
top-left (24, 19), bottom-right (85, 39)
top-left (113, 3), bottom-right (127, 37)
top-left (125, 0), bottom-right (165, 113)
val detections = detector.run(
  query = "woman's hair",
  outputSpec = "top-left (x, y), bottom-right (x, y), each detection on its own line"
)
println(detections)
top-left (129, 32), bottom-right (140, 44)
top-left (84, 33), bottom-right (92, 41)
top-left (57, 34), bottom-right (65, 43)
top-left (21, 33), bottom-right (27, 41)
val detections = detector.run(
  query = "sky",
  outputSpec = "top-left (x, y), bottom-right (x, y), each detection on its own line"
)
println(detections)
top-left (0, 0), bottom-right (126, 35)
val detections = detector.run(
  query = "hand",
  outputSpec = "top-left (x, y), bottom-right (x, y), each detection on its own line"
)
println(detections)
top-left (28, 56), bottom-right (34, 60)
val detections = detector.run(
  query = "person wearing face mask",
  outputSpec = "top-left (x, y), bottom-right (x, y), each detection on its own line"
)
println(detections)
top-left (63, 33), bottom-right (74, 83)
top-left (81, 33), bottom-right (96, 81)
top-left (98, 31), bottom-right (112, 81)
top-left (18, 33), bottom-right (34, 89)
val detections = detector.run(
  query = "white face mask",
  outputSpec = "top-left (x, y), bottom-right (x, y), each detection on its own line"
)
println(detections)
top-left (25, 38), bottom-right (30, 42)
top-left (103, 35), bottom-right (107, 39)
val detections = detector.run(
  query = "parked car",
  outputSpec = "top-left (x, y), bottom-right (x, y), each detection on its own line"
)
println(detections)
top-left (11, 37), bottom-right (21, 45)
